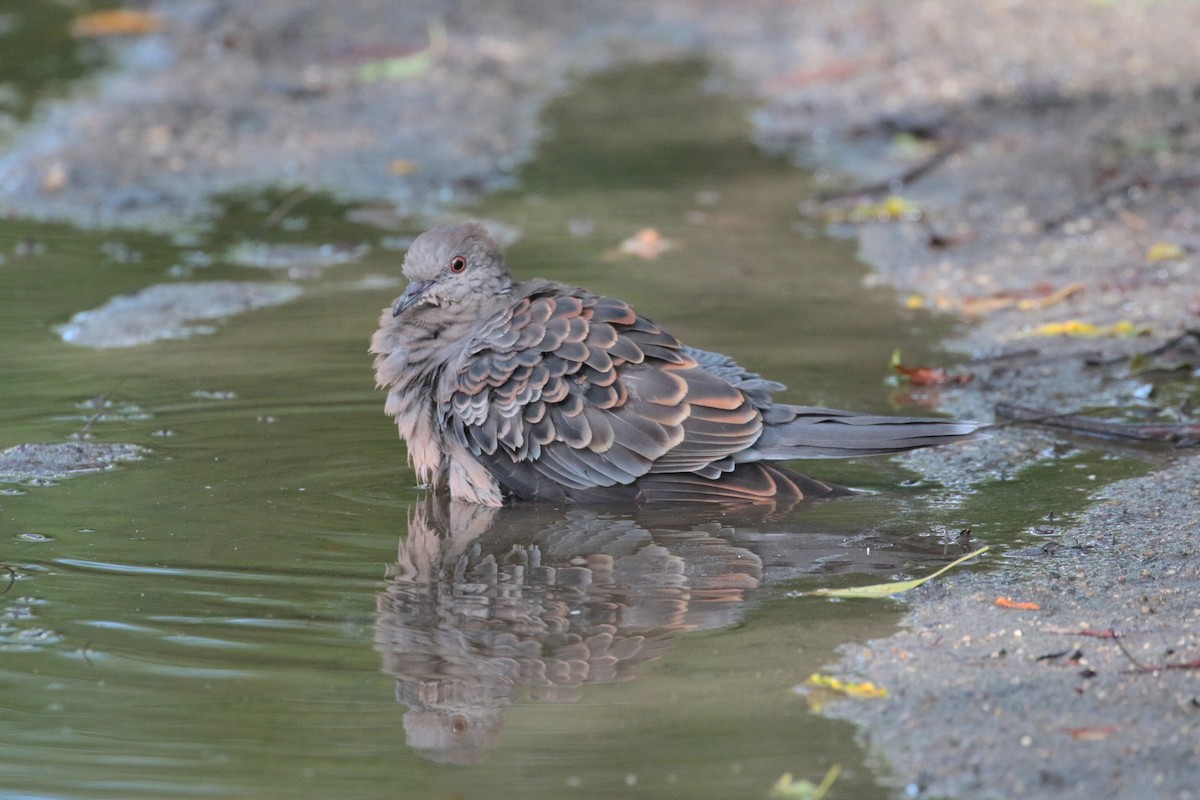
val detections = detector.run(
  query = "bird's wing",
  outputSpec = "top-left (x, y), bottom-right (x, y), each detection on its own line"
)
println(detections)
top-left (439, 285), bottom-right (763, 498)
top-left (680, 345), bottom-right (786, 411)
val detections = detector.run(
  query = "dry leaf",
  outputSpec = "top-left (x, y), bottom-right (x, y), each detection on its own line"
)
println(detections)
top-left (1026, 320), bottom-right (1146, 338)
top-left (960, 281), bottom-right (1083, 316)
top-left (619, 228), bottom-right (674, 259)
top-left (1116, 208), bottom-right (1148, 231)
top-left (797, 546), bottom-right (988, 599)
top-left (1016, 281), bottom-right (1085, 310)
top-left (824, 194), bottom-right (922, 224)
top-left (42, 161), bottom-right (68, 193)
top-left (995, 596), bottom-right (1042, 610)
top-left (768, 765), bottom-right (842, 800)
top-left (1062, 725), bottom-right (1119, 741)
top-left (1147, 242), bottom-right (1186, 262)
top-left (890, 350), bottom-right (973, 386)
top-left (358, 20), bottom-right (447, 82)
top-left (388, 158), bottom-right (420, 175)
top-left (73, 10), bottom-right (162, 37)
top-left (804, 673), bottom-right (889, 699)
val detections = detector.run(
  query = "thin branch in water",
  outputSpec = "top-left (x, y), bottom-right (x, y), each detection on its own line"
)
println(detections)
top-left (76, 380), bottom-right (126, 439)
top-left (262, 188), bottom-right (313, 229)
top-left (0, 565), bottom-right (14, 594)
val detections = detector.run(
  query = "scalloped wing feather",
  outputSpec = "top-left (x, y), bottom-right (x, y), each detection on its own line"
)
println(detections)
top-left (439, 286), bottom-right (764, 500)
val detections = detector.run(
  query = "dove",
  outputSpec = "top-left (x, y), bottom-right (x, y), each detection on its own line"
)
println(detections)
top-left (371, 222), bottom-right (981, 506)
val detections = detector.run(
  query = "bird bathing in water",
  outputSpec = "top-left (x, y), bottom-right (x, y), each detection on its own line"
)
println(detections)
top-left (370, 222), bottom-right (981, 506)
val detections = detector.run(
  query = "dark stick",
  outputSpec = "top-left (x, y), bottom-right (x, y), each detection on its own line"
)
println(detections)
top-left (995, 402), bottom-right (1200, 445)
top-left (817, 143), bottom-right (961, 202)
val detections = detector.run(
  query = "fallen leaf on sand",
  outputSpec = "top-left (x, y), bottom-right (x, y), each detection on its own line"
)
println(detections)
top-left (890, 350), bottom-right (974, 386)
top-left (1026, 319), bottom-right (1146, 338)
top-left (892, 364), bottom-right (971, 386)
top-left (995, 596), bottom-right (1042, 610)
top-left (1062, 725), bottom-right (1119, 741)
top-left (358, 20), bottom-right (447, 82)
top-left (388, 159), bottom-right (420, 175)
top-left (42, 161), bottom-right (68, 193)
top-left (823, 194), bottom-right (921, 224)
top-left (73, 10), bottom-right (162, 37)
top-left (960, 281), bottom-right (1083, 316)
top-left (1146, 242), bottom-right (1185, 262)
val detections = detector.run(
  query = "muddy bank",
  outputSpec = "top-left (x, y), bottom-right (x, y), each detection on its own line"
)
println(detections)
top-left (2, 1), bottom-right (1199, 797)
top-left (822, 457), bottom-right (1200, 800)
top-left (738, 6), bottom-right (1200, 798)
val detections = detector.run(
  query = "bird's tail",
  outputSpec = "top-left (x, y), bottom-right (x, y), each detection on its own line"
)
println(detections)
top-left (746, 405), bottom-right (984, 461)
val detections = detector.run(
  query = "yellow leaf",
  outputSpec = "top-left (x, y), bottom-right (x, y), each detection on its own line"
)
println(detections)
top-left (73, 10), bottom-right (162, 37)
top-left (805, 673), bottom-right (889, 699)
top-left (1146, 242), bottom-right (1185, 262)
top-left (882, 195), bottom-right (916, 218)
top-left (388, 159), bottom-right (420, 175)
top-left (822, 194), bottom-right (922, 224)
top-left (849, 194), bottom-right (921, 222)
top-left (768, 765), bottom-right (842, 800)
top-left (904, 294), bottom-right (925, 309)
top-left (1015, 281), bottom-right (1084, 310)
top-left (797, 545), bottom-right (988, 599)
top-left (1027, 319), bottom-right (1145, 338)
top-left (359, 20), bottom-right (447, 82)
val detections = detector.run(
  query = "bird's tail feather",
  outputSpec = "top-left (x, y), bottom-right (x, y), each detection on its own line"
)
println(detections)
top-left (748, 405), bottom-right (984, 460)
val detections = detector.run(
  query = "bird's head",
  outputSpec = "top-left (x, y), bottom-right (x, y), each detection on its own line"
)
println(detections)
top-left (392, 222), bottom-right (514, 323)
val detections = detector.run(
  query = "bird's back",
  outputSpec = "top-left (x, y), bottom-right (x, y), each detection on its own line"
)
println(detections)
top-left (438, 281), bottom-right (797, 503)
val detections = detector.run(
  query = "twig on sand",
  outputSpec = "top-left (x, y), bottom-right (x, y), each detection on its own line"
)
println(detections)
top-left (1045, 626), bottom-right (1200, 673)
top-left (816, 142), bottom-right (961, 202)
top-left (995, 402), bottom-right (1200, 446)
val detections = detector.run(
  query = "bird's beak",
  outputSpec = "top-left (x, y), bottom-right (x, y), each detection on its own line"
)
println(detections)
top-left (392, 279), bottom-right (435, 317)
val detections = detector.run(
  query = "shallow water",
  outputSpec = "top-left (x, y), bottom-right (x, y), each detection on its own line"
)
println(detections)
top-left (0, 60), bottom-right (1147, 799)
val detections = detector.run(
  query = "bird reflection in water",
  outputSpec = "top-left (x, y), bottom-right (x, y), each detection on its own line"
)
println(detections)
top-left (375, 496), bottom-right (771, 764)
top-left (374, 494), bottom-right (962, 763)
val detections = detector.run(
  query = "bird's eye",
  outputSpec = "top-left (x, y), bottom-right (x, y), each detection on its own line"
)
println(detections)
top-left (449, 256), bottom-right (467, 273)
